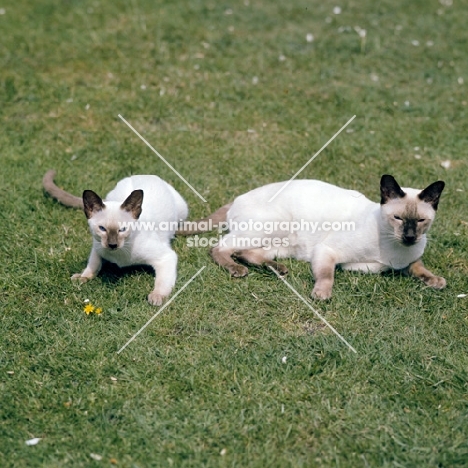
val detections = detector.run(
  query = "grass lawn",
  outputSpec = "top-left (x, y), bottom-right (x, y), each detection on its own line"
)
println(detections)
top-left (1, 0), bottom-right (468, 466)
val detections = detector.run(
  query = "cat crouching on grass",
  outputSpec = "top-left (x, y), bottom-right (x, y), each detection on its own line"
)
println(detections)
top-left (177, 175), bottom-right (446, 299)
top-left (43, 170), bottom-right (188, 306)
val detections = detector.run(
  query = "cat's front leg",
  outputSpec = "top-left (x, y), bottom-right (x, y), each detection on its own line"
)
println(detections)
top-left (311, 247), bottom-right (336, 300)
top-left (405, 259), bottom-right (446, 289)
top-left (147, 249), bottom-right (178, 306)
top-left (71, 248), bottom-right (102, 283)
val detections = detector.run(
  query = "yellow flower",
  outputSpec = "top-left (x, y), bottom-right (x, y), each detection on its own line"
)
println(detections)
top-left (84, 304), bottom-right (95, 315)
top-left (95, 308), bottom-right (102, 315)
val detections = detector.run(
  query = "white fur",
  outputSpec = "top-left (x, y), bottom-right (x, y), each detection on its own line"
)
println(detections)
top-left (74, 175), bottom-right (188, 306)
top-left (221, 180), bottom-right (431, 272)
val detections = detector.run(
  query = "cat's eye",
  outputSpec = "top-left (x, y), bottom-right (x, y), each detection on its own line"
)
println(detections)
top-left (418, 219), bottom-right (425, 223)
top-left (98, 226), bottom-right (107, 232)
top-left (394, 215), bottom-right (402, 221)
top-left (119, 227), bottom-right (126, 232)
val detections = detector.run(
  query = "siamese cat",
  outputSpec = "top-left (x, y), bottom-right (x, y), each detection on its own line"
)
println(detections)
top-left (178, 175), bottom-right (446, 299)
top-left (43, 170), bottom-right (188, 305)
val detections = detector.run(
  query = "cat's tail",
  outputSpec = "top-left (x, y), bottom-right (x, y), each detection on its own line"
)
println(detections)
top-left (42, 170), bottom-right (84, 209)
top-left (176, 203), bottom-right (232, 235)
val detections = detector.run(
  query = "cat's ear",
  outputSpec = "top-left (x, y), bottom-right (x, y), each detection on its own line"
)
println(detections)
top-left (418, 181), bottom-right (445, 210)
top-left (83, 190), bottom-right (105, 219)
top-left (121, 189), bottom-right (143, 219)
top-left (380, 175), bottom-right (406, 204)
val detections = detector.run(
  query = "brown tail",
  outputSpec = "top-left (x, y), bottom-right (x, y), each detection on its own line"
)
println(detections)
top-left (43, 170), bottom-right (84, 209)
top-left (176, 203), bottom-right (232, 235)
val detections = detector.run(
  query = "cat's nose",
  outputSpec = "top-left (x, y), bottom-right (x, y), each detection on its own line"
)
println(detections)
top-left (402, 235), bottom-right (416, 245)
top-left (108, 243), bottom-right (118, 250)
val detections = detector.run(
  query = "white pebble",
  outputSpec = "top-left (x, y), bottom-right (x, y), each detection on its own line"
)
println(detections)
top-left (333, 6), bottom-right (342, 14)
top-left (411, 40), bottom-right (420, 46)
top-left (458, 77), bottom-right (464, 85)
top-left (440, 160), bottom-right (451, 169)
top-left (306, 33), bottom-right (314, 43)
top-left (282, 356), bottom-right (287, 364)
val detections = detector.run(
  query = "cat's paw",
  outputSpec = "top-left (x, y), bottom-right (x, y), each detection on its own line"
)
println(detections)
top-left (148, 291), bottom-right (166, 306)
top-left (311, 286), bottom-right (333, 300)
top-left (425, 275), bottom-right (446, 290)
top-left (228, 264), bottom-right (249, 277)
top-left (71, 273), bottom-right (92, 283)
top-left (265, 261), bottom-right (288, 276)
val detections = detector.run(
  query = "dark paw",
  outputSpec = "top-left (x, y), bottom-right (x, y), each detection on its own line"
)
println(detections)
top-left (228, 264), bottom-right (249, 277)
top-left (265, 261), bottom-right (288, 276)
top-left (425, 275), bottom-right (446, 290)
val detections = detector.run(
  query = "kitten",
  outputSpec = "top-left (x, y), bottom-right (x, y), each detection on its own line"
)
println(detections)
top-left (43, 170), bottom-right (188, 305)
top-left (178, 175), bottom-right (446, 299)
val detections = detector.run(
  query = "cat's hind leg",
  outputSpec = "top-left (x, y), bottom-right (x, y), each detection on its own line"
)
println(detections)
top-left (210, 245), bottom-right (248, 277)
top-left (210, 234), bottom-right (249, 277)
top-left (232, 248), bottom-right (288, 276)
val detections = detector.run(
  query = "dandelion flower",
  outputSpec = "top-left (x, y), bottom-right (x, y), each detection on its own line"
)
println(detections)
top-left (95, 308), bottom-right (102, 315)
top-left (84, 304), bottom-right (95, 315)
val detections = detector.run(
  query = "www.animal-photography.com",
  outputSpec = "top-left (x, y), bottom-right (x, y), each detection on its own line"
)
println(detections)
top-left (2, 0), bottom-right (467, 466)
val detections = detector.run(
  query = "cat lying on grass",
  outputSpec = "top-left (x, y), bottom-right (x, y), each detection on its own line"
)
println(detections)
top-left (177, 175), bottom-right (446, 299)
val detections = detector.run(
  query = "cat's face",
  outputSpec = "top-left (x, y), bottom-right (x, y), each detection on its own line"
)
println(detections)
top-left (380, 175), bottom-right (445, 246)
top-left (82, 189), bottom-right (143, 250)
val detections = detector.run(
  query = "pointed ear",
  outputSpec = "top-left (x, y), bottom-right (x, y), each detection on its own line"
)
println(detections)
top-left (83, 190), bottom-right (105, 219)
top-left (380, 175), bottom-right (406, 204)
top-left (418, 181), bottom-right (445, 210)
top-left (121, 189), bottom-right (143, 219)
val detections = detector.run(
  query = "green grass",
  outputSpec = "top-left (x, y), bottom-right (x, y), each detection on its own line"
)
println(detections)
top-left (1, 0), bottom-right (468, 466)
